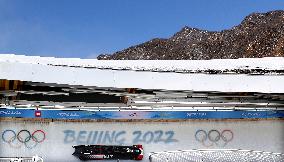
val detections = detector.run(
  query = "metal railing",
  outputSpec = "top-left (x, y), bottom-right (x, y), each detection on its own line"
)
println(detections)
top-left (0, 155), bottom-right (43, 162)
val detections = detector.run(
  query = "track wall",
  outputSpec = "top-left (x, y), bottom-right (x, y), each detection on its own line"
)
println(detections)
top-left (0, 120), bottom-right (283, 162)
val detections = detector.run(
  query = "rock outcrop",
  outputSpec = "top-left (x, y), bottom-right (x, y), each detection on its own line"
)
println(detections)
top-left (97, 10), bottom-right (284, 60)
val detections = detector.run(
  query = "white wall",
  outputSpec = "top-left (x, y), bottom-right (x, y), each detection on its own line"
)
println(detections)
top-left (0, 120), bottom-right (283, 162)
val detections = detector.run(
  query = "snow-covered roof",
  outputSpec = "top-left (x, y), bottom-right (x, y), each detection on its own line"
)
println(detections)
top-left (1, 54), bottom-right (284, 93)
top-left (1, 54), bottom-right (283, 73)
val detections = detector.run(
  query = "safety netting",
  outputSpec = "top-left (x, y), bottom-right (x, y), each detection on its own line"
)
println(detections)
top-left (149, 149), bottom-right (284, 162)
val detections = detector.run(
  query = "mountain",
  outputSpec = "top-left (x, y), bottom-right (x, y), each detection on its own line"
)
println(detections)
top-left (97, 10), bottom-right (284, 60)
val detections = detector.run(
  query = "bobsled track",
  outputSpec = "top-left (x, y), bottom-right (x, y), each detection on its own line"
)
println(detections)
top-left (0, 118), bottom-right (284, 162)
top-left (1, 55), bottom-right (284, 161)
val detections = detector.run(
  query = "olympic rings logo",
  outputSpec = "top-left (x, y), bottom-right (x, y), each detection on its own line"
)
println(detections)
top-left (195, 129), bottom-right (234, 147)
top-left (2, 129), bottom-right (46, 149)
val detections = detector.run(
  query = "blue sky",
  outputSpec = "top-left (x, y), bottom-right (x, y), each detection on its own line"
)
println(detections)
top-left (0, 0), bottom-right (283, 58)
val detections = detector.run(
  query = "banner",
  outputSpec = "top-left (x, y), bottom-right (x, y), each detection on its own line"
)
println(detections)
top-left (0, 108), bottom-right (283, 119)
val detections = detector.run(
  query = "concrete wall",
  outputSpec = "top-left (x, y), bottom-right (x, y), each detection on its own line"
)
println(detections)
top-left (0, 120), bottom-right (283, 162)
